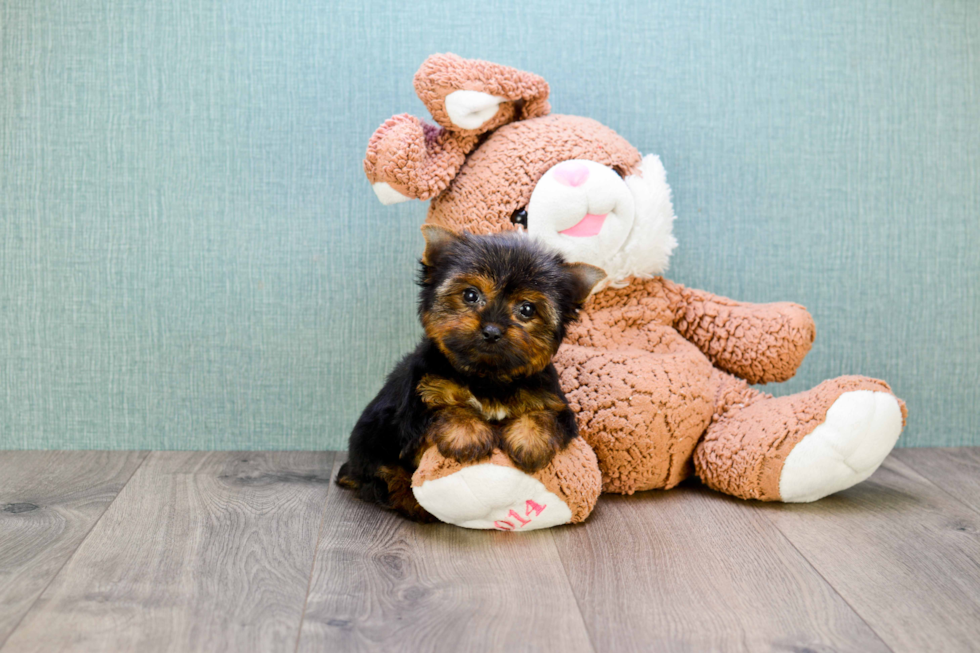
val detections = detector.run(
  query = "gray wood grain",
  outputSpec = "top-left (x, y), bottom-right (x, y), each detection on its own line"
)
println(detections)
top-left (551, 483), bottom-right (891, 653)
top-left (760, 456), bottom-right (980, 653)
top-left (4, 449), bottom-right (980, 652)
top-left (1, 451), bottom-right (334, 653)
top-left (893, 447), bottom-right (980, 515)
top-left (296, 455), bottom-right (595, 653)
top-left (0, 451), bottom-right (147, 647)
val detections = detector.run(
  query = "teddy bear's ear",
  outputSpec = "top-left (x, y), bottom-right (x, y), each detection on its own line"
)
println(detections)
top-left (414, 53), bottom-right (551, 134)
top-left (364, 114), bottom-right (479, 205)
top-left (363, 54), bottom-right (550, 206)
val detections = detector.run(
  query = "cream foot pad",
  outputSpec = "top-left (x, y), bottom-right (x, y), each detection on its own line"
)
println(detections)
top-left (412, 439), bottom-right (601, 531)
top-left (779, 390), bottom-right (904, 503)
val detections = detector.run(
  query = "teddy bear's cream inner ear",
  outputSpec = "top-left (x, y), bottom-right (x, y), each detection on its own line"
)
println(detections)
top-left (444, 90), bottom-right (506, 130)
top-left (372, 181), bottom-right (413, 205)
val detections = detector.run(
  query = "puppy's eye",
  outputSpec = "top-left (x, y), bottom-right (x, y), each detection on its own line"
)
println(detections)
top-left (511, 208), bottom-right (528, 228)
top-left (518, 302), bottom-right (536, 320)
top-left (463, 288), bottom-right (480, 304)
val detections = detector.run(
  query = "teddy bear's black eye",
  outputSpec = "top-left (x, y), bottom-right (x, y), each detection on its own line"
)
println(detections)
top-left (511, 208), bottom-right (528, 228)
top-left (518, 301), bottom-right (535, 320)
top-left (463, 288), bottom-right (480, 304)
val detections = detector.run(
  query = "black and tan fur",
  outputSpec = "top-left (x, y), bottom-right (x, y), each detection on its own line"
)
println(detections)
top-left (336, 226), bottom-right (605, 521)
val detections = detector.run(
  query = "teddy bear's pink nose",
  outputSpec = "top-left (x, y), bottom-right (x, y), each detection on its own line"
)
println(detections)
top-left (552, 161), bottom-right (589, 187)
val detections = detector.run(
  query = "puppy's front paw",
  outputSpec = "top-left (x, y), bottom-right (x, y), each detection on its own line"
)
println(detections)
top-left (500, 412), bottom-right (561, 473)
top-left (431, 407), bottom-right (495, 463)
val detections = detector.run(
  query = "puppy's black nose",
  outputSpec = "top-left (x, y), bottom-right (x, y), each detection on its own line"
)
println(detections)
top-left (481, 324), bottom-right (503, 343)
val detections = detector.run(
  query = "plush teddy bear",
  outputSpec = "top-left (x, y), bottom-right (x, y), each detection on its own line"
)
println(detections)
top-left (364, 54), bottom-right (907, 529)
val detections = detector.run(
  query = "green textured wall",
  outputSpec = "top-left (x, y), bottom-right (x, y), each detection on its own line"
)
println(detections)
top-left (1, 0), bottom-right (978, 450)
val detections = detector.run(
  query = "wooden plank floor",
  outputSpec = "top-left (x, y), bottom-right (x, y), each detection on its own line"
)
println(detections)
top-left (0, 452), bottom-right (147, 644)
top-left (1, 449), bottom-right (978, 652)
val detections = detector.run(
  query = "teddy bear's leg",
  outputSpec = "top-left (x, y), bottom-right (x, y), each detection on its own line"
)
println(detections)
top-left (693, 374), bottom-right (906, 502)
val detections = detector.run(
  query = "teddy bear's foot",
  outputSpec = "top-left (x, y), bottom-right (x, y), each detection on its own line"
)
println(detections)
top-left (778, 390), bottom-right (904, 502)
top-left (411, 440), bottom-right (601, 531)
top-left (413, 462), bottom-right (572, 530)
top-left (694, 375), bottom-right (906, 502)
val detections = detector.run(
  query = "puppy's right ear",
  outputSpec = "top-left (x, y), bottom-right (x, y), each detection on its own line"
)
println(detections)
top-left (421, 225), bottom-right (461, 266)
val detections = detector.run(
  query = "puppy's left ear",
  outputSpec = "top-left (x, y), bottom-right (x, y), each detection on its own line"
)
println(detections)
top-left (421, 224), bottom-right (462, 266)
top-left (563, 263), bottom-right (607, 304)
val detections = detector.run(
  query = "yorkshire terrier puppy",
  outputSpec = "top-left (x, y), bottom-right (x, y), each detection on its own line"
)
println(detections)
top-left (336, 226), bottom-right (605, 521)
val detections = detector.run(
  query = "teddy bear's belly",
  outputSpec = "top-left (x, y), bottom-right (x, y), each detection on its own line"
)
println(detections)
top-left (555, 341), bottom-right (718, 494)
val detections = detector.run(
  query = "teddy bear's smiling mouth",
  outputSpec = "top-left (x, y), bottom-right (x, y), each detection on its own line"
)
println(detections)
top-left (559, 213), bottom-right (607, 238)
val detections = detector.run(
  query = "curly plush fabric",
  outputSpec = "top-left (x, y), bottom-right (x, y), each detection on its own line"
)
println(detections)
top-left (364, 114), bottom-right (478, 200)
top-left (660, 279), bottom-right (816, 384)
top-left (413, 438), bottom-right (601, 524)
top-left (555, 276), bottom-right (905, 496)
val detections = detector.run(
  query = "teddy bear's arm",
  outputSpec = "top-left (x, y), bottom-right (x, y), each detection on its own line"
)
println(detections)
top-left (662, 279), bottom-right (816, 384)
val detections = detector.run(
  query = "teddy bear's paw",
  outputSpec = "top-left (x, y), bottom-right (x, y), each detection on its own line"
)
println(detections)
top-left (412, 463), bottom-right (572, 531)
top-left (779, 391), bottom-right (903, 502)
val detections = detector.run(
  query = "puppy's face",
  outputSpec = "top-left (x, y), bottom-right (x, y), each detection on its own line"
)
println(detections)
top-left (424, 268), bottom-right (560, 380)
top-left (418, 227), bottom-right (605, 381)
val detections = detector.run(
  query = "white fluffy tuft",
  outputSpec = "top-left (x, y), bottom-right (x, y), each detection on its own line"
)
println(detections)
top-left (599, 154), bottom-right (678, 289)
